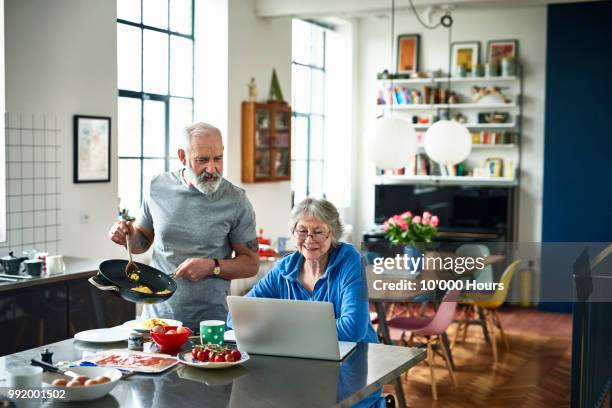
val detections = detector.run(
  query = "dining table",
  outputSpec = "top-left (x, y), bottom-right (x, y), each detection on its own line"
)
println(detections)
top-left (0, 337), bottom-right (426, 408)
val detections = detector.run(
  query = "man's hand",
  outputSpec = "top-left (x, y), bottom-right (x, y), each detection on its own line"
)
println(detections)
top-left (108, 221), bottom-right (154, 254)
top-left (174, 258), bottom-right (215, 282)
top-left (108, 221), bottom-right (136, 247)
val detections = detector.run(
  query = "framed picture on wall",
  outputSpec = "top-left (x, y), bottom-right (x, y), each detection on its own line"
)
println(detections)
top-left (73, 115), bottom-right (111, 183)
top-left (487, 39), bottom-right (518, 63)
top-left (451, 41), bottom-right (480, 75)
top-left (396, 34), bottom-right (420, 74)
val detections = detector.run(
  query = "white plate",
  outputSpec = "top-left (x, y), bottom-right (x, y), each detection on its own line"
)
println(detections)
top-left (177, 350), bottom-right (250, 369)
top-left (44, 366), bottom-right (122, 402)
top-left (122, 318), bottom-right (183, 333)
top-left (74, 326), bottom-right (129, 343)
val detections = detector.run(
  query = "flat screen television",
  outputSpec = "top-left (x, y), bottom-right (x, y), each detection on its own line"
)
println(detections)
top-left (374, 185), bottom-right (512, 234)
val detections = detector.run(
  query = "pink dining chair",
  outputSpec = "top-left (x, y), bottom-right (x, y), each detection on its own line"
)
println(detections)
top-left (386, 289), bottom-right (460, 401)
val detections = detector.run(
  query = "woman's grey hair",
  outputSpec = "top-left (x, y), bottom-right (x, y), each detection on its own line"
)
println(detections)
top-left (182, 122), bottom-right (222, 152)
top-left (289, 197), bottom-right (344, 246)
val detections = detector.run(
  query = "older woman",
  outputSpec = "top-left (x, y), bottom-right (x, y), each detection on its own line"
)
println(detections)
top-left (229, 197), bottom-right (378, 344)
top-left (228, 198), bottom-right (387, 407)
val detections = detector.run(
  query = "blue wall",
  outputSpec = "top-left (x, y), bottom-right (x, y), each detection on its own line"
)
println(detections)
top-left (540, 1), bottom-right (612, 313)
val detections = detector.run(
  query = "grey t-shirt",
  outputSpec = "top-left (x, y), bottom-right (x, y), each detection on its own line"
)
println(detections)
top-left (137, 170), bottom-right (257, 328)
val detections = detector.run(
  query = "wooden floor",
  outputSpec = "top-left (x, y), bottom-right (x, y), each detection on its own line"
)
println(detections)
top-left (382, 307), bottom-right (573, 408)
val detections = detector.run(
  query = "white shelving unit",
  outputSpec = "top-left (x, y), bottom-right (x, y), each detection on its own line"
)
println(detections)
top-left (381, 102), bottom-right (517, 111)
top-left (379, 75), bottom-right (520, 85)
top-left (413, 122), bottom-right (517, 130)
top-left (375, 175), bottom-right (519, 187)
top-left (375, 69), bottom-right (524, 183)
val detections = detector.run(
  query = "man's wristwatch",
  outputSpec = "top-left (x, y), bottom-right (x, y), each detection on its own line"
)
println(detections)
top-left (212, 259), bottom-right (221, 276)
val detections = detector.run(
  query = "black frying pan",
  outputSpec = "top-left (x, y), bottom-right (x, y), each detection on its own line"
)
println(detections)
top-left (88, 260), bottom-right (177, 304)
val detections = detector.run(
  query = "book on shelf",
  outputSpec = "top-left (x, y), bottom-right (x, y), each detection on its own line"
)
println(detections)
top-left (470, 131), bottom-right (516, 146)
top-left (376, 152), bottom-right (468, 177)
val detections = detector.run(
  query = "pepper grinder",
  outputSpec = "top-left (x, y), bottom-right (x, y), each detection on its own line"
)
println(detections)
top-left (40, 347), bottom-right (53, 364)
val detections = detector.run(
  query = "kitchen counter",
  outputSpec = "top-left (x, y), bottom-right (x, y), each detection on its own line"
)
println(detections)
top-left (0, 338), bottom-right (426, 407)
top-left (0, 257), bottom-right (104, 292)
top-left (0, 258), bottom-right (135, 355)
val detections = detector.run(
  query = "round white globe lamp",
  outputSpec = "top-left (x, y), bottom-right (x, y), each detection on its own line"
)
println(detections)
top-left (423, 120), bottom-right (472, 165)
top-left (366, 117), bottom-right (418, 169)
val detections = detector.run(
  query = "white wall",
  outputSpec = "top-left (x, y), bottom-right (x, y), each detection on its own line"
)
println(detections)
top-left (5, 0), bottom-right (122, 258)
top-left (355, 6), bottom-right (547, 246)
top-left (226, 0), bottom-right (293, 241)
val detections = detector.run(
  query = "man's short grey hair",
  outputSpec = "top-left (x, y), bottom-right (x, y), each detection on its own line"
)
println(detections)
top-left (182, 122), bottom-right (222, 152)
top-left (289, 197), bottom-right (344, 246)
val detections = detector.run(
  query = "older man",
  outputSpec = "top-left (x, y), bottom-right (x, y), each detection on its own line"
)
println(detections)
top-left (109, 122), bottom-right (259, 328)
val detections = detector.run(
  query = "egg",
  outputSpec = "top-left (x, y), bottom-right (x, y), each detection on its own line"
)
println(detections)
top-left (94, 376), bottom-right (111, 384)
top-left (84, 379), bottom-right (99, 386)
top-left (151, 325), bottom-right (166, 334)
top-left (74, 376), bottom-right (89, 384)
top-left (51, 379), bottom-right (68, 387)
top-left (165, 329), bottom-right (177, 335)
top-left (177, 326), bottom-right (189, 334)
top-left (66, 380), bottom-right (82, 387)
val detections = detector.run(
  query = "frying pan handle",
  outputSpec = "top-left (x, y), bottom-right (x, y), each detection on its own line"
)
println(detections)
top-left (88, 275), bottom-right (120, 292)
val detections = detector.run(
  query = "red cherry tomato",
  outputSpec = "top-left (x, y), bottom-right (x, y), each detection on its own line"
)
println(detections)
top-left (232, 350), bottom-right (242, 361)
top-left (225, 353), bottom-right (235, 362)
top-left (196, 350), bottom-right (209, 362)
top-left (214, 355), bottom-right (225, 363)
top-left (191, 348), bottom-right (198, 358)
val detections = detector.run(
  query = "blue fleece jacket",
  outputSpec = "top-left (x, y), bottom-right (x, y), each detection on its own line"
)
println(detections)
top-left (227, 242), bottom-right (378, 343)
top-left (227, 243), bottom-right (383, 407)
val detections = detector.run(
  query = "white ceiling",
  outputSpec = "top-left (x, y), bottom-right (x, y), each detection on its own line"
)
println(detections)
top-left (254, 0), bottom-right (597, 18)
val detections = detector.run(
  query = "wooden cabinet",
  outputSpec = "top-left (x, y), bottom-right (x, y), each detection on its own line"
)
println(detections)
top-left (242, 101), bottom-right (291, 182)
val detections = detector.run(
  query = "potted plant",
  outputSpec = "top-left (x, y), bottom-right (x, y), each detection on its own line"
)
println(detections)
top-left (383, 211), bottom-right (439, 273)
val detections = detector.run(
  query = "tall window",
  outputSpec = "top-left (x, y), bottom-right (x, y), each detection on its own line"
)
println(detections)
top-left (291, 19), bottom-right (326, 204)
top-left (117, 0), bottom-right (194, 215)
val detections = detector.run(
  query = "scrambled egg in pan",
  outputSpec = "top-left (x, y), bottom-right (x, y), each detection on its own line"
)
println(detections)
top-left (130, 286), bottom-right (173, 296)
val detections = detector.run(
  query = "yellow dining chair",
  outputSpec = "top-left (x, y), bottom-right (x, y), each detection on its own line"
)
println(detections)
top-left (453, 259), bottom-right (521, 362)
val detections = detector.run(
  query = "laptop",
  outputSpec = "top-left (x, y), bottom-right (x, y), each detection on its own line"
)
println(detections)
top-left (226, 296), bottom-right (357, 361)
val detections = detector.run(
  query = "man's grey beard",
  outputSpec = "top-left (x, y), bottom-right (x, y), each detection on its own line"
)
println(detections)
top-left (185, 164), bottom-right (222, 195)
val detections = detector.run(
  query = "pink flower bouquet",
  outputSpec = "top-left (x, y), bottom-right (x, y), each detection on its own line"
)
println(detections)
top-left (383, 211), bottom-right (439, 244)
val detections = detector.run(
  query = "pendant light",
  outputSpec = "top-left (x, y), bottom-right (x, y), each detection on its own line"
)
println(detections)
top-left (366, 0), bottom-right (417, 170)
top-left (404, 0), bottom-right (472, 166)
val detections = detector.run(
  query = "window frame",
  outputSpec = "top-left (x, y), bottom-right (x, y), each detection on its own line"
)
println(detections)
top-left (116, 1), bottom-right (195, 210)
top-left (291, 20), bottom-right (327, 204)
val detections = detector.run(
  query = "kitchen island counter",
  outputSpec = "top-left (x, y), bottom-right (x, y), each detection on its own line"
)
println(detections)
top-left (0, 338), bottom-right (425, 407)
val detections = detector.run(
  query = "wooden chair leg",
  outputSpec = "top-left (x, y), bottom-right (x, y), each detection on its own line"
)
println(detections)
top-left (439, 335), bottom-right (457, 387)
top-left (386, 303), bottom-right (397, 320)
top-left (418, 301), bottom-right (427, 317)
top-left (493, 310), bottom-right (510, 351)
top-left (399, 331), bottom-right (407, 346)
top-left (460, 305), bottom-right (476, 345)
top-left (452, 321), bottom-right (463, 349)
top-left (427, 339), bottom-right (437, 400)
top-left (485, 310), bottom-right (498, 363)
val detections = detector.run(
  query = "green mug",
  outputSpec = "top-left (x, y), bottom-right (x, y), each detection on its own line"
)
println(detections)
top-left (200, 320), bottom-right (225, 345)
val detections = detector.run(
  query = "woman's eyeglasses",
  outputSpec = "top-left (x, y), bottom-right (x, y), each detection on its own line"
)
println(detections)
top-left (293, 228), bottom-right (331, 243)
